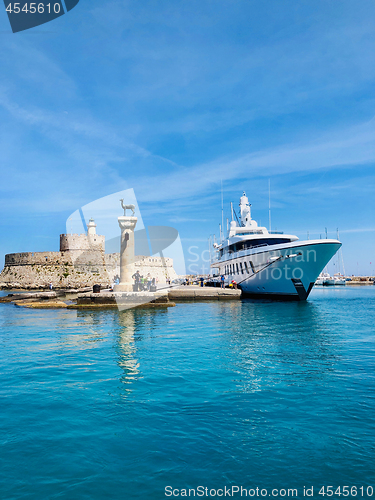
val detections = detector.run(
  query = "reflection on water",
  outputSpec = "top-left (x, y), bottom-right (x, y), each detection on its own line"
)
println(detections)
top-left (217, 299), bottom-right (340, 394)
top-left (113, 308), bottom-right (169, 392)
top-left (116, 311), bottom-right (140, 389)
top-left (60, 311), bottom-right (107, 347)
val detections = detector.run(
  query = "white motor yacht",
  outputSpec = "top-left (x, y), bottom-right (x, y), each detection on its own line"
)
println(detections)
top-left (210, 192), bottom-right (341, 300)
top-left (333, 273), bottom-right (346, 285)
top-left (315, 273), bottom-right (329, 285)
top-left (323, 276), bottom-right (336, 286)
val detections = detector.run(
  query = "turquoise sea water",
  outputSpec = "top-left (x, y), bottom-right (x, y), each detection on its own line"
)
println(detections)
top-left (1, 287), bottom-right (374, 500)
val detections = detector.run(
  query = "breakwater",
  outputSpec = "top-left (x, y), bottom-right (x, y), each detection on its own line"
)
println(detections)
top-left (0, 285), bottom-right (241, 309)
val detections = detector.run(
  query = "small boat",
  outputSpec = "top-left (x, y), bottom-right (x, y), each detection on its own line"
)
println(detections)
top-left (315, 272), bottom-right (329, 285)
top-left (333, 273), bottom-right (346, 285)
top-left (316, 272), bottom-right (346, 286)
top-left (323, 276), bottom-right (336, 286)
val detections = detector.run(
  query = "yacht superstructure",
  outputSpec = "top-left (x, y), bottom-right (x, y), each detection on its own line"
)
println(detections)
top-left (210, 192), bottom-right (341, 300)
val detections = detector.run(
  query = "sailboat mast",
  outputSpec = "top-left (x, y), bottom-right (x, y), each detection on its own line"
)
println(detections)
top-left (337, 228), bottom-right (346, 275)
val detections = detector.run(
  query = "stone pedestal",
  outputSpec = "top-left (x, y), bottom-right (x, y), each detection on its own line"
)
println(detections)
top-left (113, 216), bottom-right (137, 292)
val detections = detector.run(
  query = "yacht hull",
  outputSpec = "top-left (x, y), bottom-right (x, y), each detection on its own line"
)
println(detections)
top-left (323, 279), bottom-right (336, 286)
top-left (333, 279), bottom-right (346, 285)
top-left (213, 240), bottom-right (341, 301)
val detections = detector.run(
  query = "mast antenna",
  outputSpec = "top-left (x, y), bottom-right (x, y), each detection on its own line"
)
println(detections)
top-left (221, 180), bottom-right (224, 241)
top-left (234, 209), bottom-right (241, 226)
top-left (268, 178), bottom-right (271, 231)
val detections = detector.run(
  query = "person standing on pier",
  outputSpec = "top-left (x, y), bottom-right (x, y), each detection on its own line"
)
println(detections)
top-left (132, 270), bottom-right (141, 291)
top-left (220, 275), bottom-right (225, 288)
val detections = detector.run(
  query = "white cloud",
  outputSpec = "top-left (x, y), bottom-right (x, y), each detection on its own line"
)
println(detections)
top-left (126, 117), bottom-right (375, 205)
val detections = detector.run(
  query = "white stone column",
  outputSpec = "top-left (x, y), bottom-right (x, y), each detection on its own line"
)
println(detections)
top-left (114, 216), bottom-right (137, 292)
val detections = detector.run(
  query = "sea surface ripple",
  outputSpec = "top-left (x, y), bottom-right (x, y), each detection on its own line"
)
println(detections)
top-left (0, 286), bottom-right (374, 499)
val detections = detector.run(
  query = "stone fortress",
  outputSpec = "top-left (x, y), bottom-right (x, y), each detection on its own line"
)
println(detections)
top-left (0, 219), bottom-right (178, 289)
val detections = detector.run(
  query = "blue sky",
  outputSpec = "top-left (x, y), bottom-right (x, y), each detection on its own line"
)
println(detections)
top-left (0, 0), bottom-right (374, 275)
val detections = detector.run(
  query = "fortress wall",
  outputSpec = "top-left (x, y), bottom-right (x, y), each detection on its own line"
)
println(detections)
top-left (0, 249), bottom-right (109, 289)
top-left (5, 252), bottom-right (65, 266)
top-left (4, 249), bottom-right (106, 268)
top-left (65, 249), bottom-right (106, 268)
top-left (0, 263), bottom-right (110, 289)
top-left (104, 254), bottom-right (174, 269)
top-left (133, 256), bottom-right (178, 282)
top-left (104, 254), bottom-right (178, 283)
top-left (60, 234), bottom-right (105, 252)
top-left (1, 251), bottom-right (178, 289)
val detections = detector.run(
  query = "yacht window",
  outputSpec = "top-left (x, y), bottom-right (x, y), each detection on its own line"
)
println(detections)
top-left (236, 263), bottom-right (239, 274)
top-left (249, 261), bottom-right (255, 273)
top-left (240, 262), bottom-right (244, 274)
top-left (227, 238), bottom-right (292, 253)
top-left (244, 261), bottom-right (248, 273)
